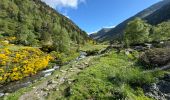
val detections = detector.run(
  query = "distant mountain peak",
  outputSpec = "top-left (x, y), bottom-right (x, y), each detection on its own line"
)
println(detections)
top-left (93, 0), bottom-right (170, 42)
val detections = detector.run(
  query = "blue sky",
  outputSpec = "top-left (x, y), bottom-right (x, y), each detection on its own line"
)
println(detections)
top-left (42, 0), bottom-right (161, 34)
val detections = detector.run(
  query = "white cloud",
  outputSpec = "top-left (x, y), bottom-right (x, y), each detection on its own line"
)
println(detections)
top-left (41, 0), bottom-right (85, 9)
top-left (103, 25), bottom-right (115, 29)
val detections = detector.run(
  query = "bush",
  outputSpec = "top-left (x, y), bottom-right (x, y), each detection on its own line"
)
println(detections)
top-left (139, 48), bottom-right (170, 68)
top-left (0, 46), bottom-right (53, 84)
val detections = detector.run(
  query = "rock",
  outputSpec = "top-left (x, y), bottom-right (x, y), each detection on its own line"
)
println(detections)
top-left (145, 43), bottom-right (153, 49)
top-left (160, 41), bottom-right (164, 44)
top-left (84, 62), bottom-right (88, 65)
top-left (144, 74), bottom-right (170, 100)
top-left (134, 46), bottom-right (146, 51)
top-left (53, 66), bottom-right (60, 70)
top-left (80, 55), bottom-right (86, 59)
top-left (55, 75), bottom-right (59, 79)
top-left (158, 81), bottom-right (170, 94)
top-left (47, 79), bottom-right (58, 85)
top-left (4, 93), bottom-right (9, 96)
top-left (60, 77), bottom-right (66, 82)
top-left (140, 48), bottom-right (170, 68)
top-left (125, 48), bottom-right (133, 55)
top-left (162, 73), bottom-right (170, 81)
top-left (80, 51), bottom-right (87, 56)
top-left (42, 88), bottom-right (49, 91)
top-left (0, 93), bottom-right (4, 97)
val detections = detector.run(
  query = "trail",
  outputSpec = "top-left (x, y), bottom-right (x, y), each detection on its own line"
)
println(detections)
top-left (19, 54), bottom-right (100, 100)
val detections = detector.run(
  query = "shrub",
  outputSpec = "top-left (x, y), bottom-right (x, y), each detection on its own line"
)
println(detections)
top-left (0, 46), bottom-right (53, 84)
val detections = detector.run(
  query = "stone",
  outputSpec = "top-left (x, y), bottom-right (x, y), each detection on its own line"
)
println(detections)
top-left (158, 81), bottom-right (170, 94)
top-left (60, 77), bottom-right (66, 82)
top-left (55, 75), bottom-right (59, 79)
top-left (144, 74), bottom-right (170, 100)
top-left (5, 93), bottom-right (9, 96)
top-left (47, 79), bottom-right (58, 85)
top-left (53, 66), bottom-right (60, 70)
top-left (125, 48), bottom-right (133, 55)
top-left (145, 43), bottom-right (153, 49)
top-left (42, 88), bottom-right (49, 91)
top-left (162, 73), bottom-right (170, 82)
top-left (134, 46), bottom-right (146, 51)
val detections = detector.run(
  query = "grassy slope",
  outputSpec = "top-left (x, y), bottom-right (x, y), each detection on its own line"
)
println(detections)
top-left (80, 44), bottom-right (108, 52)
top-left (47, 50), bottom-right (165, 100)
top-left (2, 45), bottom-right (166, 100)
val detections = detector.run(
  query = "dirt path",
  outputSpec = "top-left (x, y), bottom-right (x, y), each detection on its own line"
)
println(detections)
top-left (19, 55), bottom-right (97, 100)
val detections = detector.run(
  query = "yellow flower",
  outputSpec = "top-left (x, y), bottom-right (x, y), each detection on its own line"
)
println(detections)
top-left (12, 67), bottom-right (18, 72)
top-left (0, 68), bottom-right (4, 73)
top-left (0, 76), bottom-right (3, 81)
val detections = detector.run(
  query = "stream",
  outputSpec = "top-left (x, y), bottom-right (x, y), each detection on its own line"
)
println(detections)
top-left (0, 51), bottom-right (88, 97)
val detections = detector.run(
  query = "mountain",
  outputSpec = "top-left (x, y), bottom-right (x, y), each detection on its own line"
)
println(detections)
top-left (0, 0), bottom-right (89, 52)
top-left (89, 28), bottom-right (112, 40)
top-left (95, 0), bottom-right (170, 42)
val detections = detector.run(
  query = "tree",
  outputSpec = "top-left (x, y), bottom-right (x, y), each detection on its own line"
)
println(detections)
top-left (53, 28), bottom-right (70, 52)
top-left (15, 25), bottom-right (37, 46)
top-left (41, 32), bottom-right (53, 47)
top-left (124, 18), bottom-right (150, 47)
top-left (150, 21), bottom-right (170, 42)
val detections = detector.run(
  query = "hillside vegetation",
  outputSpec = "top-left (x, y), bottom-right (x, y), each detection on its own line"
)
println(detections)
top-left (0, 37), bottom-right (54, 84)
top-left (124, 18), bottom-right (170, 46)
top-left (0, 0), bottom-right (89, 52)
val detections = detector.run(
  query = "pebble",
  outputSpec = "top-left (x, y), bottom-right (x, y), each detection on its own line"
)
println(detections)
top-left (5, 93), bottom-right (9, 96)
top-left (53, 66), bottom-right (60, 70)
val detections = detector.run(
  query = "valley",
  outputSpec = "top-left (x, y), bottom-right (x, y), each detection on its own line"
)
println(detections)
top-left (0, 0), bottom-right (170, 100)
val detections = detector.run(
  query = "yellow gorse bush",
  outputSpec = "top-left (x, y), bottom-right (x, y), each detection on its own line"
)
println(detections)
top-left (0, 46), bottom-right (53, 84)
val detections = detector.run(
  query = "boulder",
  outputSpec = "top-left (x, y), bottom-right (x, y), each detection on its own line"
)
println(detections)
top-left (140, 48), bottom-right (170, 67)
top-left (144, 74), bottom-right (170, 100)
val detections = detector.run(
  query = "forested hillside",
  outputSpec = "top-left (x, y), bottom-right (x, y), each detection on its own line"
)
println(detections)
top-left (0, 0), bottom-right (89, 52)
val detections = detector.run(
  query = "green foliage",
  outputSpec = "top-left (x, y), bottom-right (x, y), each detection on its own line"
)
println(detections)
top-left (150, 20), bottom-right (170, 42)
top-left (50, 50), bottom-right (80, 65)
top-left (0, 0), bottom-right (88, 52)
top-left (124, 18), bottom-right (150, 47)
top-left (64, 51), bottom-right (155, 100)
top-left (124, 18), bottom-right (170, 46)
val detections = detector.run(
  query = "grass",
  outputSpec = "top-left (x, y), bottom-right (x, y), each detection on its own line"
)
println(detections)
top-left (48, 50), bottom-right (163, 100)
top-left (2, 47), bottom-right (166, 100)
top-left (80, 44), bottom-right (108, 52)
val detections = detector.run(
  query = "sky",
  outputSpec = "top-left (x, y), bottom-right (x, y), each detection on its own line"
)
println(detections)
top-left (42, 0), bottom-right (161, 34)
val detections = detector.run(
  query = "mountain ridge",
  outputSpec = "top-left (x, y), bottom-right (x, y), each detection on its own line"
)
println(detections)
top-left (94, 0), bottom-right (170, 42)
top-left (89, 27), bottom-right (112, 40)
